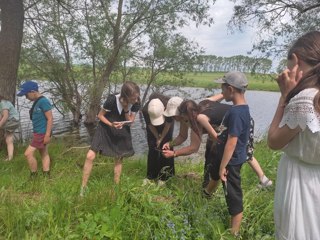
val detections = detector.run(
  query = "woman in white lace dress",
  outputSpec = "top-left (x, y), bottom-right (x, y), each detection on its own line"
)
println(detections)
top-left (268, 31), bottom-right (320, 239)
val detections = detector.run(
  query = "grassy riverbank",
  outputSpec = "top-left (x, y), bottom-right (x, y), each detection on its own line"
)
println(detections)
top-left (0, 140), bottom-right (279, 239)
top-left (130, 71), bottom-right (279, 92)
top-left (183, 72), bottom-right (278, 91)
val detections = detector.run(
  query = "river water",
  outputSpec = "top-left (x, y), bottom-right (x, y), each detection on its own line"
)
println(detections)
top-left (15, 85), bottom-right (280, 156)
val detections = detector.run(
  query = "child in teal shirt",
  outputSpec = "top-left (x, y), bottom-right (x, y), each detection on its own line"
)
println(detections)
top-left (0, 95), bottom-right (19, 161)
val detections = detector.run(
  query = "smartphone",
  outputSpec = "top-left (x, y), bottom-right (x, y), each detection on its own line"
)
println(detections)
top-left (116, 121), bottom-right (133, 125)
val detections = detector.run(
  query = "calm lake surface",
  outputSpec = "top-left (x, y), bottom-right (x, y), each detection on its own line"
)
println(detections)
top-left (16, 85), bottom-right (280, 156)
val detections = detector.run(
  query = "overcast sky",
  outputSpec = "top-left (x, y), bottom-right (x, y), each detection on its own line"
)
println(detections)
top-left (181, 0), bottom-right (256, 57)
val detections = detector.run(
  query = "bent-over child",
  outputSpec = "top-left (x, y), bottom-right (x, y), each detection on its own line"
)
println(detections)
top-left (142, 93), bottom-right (175, 186)
top-left (81, 81), bottom-right (140, 196)
top-left (0, 95), bottom-right (20, 161)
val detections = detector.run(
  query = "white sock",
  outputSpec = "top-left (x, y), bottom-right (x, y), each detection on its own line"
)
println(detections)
top-left (260, 175), bottom-right (269, 183)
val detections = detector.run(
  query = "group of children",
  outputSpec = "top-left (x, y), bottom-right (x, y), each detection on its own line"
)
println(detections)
top-left (0, 81), bottom-right (53, 178)
top-left (1, 75), bottom-right (271, 236)
top-left (76, 73), bottom-right (272, 236)
top-left (3, 31), bottom-right (320, 239)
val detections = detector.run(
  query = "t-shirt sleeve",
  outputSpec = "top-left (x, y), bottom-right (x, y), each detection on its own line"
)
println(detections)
top-left (39, 98), bottom-right (53, 112)
top-left (103, 95), bottom-right (116, 111)
top-left (279, 88), bottom-right (320, 133)
top-left (1, 100), bottom-right (14, 111)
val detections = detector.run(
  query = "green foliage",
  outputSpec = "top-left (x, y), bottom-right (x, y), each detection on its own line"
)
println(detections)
top-left (0, 140), bottom-right (278, 239)
top-left (230, 0), bottom-right (320, 59)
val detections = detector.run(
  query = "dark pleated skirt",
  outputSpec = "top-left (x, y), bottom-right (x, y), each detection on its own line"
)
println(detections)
top-left (90, 123), bottom-right (134, 158)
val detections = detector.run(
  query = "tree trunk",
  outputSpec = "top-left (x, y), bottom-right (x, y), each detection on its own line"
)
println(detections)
top-left (0, 0), bottom-right (24, 103)
top-left (84, 82), bottom-right (104, 125)
top-left (0, 0), bottom-right (24, 147)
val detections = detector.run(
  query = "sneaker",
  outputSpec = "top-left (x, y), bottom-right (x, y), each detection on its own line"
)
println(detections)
top-left (142, 178), bottom-right (153, 186)
top-left (202, 188), bottom-right (213, 199)
top-left (42, 171), bottom-right (50, 179)
top-left (258, 178), bottom-right (273, 189)
top-left (29, 171), bottom-right (38, 180)
top-left (157, 180), bottom-right (166, 187)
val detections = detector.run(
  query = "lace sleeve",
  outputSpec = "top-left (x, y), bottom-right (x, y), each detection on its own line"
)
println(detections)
top-left (279, 88), bottom-right (320, 133)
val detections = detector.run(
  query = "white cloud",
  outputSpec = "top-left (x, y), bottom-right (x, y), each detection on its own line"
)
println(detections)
top-left (180, 0), bottom-right (257, 57)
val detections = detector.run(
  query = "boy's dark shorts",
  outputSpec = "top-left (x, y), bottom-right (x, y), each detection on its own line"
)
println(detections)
top-left (224, 164), bottom-right (243, 216)
top-left (211, 158), bottom-right (243, 215)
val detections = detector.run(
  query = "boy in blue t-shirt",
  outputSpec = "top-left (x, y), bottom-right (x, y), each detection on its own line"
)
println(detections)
top-left (204, 71), bottom-right (251, 236)
top-left (17, 81), bottom-right (53, 177)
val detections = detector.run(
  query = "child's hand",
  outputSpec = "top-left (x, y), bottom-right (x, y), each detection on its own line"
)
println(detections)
top-left (219, 167), bottom-right (228, 182)
top-left (162, 149), bottom-right (173, 158)
top-left (277, 65), bottom-right (303, 98)
top-left (162, 142), bottom-right (170, 150)
top-left (43, 135), bottom-right (51, 144)
top-left (113, 122), bottom-right (124, 129)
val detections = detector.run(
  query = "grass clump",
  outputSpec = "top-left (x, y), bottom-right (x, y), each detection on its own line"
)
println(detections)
top-left (0, 140), bottom-right (278, 239)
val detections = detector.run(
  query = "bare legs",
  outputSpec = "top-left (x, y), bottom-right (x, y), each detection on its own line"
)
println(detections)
top-left (81, 149), bottom-right (123, 191)
top-left (248, 156), bottom-right (272, 187)
top-left (231, 212), bottom-right (243, 236)
top-left (204, 179), bottom-right (242, 235)
top-left (247, 156), bottom-right (264, 179)
top-left (205, 179), bottom-right (220, 194)
top-left (24, 145), bottom-right (50, 173)
top-left (5, 132), bottom-right (14, 161)
top-left (81, 149), bottom-right (96, 188)
top-left (114, 158), bottom-right (123, 184)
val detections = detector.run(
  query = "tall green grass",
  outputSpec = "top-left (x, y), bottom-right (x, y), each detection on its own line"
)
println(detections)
top-left (0, 140), bottom-right (279, 239)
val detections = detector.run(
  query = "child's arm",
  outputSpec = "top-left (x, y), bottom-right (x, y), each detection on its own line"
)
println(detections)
top-left (268, 97), bottom-right (300, 149)
top-left (219, 135), bottom-right (238, 182)
top-left (197, 113), bottom-right (218, 140)
top-left (206, 93), bottom-right (224, 102)
top-left (124, 111), bottom-right (136, 122)
top-left (44, 110), bottom-right (53, 144)
top-left (162, 128), bottom-right (201, 158)
top-left (0, 109), bottom-right (9, 128)
top-left (97, 108), bottom-right (122, 129)
top-left (163, 121), bottom-right (188, 150)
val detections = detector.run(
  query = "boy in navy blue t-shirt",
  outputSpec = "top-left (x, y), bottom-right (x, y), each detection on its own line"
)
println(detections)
top-left (205, 71), bottom-right (251, 236)
top-left (17, 81), bottom-right (53, 178)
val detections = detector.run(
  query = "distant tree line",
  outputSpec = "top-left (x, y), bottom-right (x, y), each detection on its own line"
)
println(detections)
top-left (195, 55), bottom-right (272, 73)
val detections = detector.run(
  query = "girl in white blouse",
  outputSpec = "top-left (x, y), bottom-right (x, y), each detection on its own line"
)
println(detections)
top-left (268, 31), bottom-right (320, 240)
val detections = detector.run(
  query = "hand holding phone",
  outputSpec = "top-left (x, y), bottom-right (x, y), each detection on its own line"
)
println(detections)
top-left (114, 121), bottom-right (133, 126)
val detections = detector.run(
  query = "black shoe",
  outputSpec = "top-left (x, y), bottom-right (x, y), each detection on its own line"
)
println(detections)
top-left (30, 171), bottom-right (38, 180)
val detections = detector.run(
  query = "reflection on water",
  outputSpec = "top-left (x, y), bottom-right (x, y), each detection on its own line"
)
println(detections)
top-left (15, 85), bottom-right (280, 156)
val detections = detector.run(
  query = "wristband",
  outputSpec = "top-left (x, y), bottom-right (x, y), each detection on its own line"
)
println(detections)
top-left (173, 151), bottom-right (177, 157)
